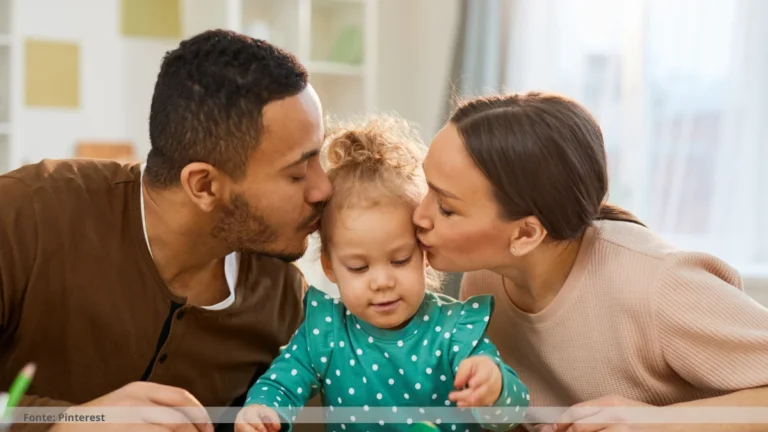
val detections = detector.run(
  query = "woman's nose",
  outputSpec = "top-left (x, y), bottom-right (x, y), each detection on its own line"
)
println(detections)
top-left (413, 199), bottom-right (434, 231)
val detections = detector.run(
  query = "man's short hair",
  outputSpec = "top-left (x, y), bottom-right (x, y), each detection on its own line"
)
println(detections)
top-left (145, 29), bottom-right (309, 188)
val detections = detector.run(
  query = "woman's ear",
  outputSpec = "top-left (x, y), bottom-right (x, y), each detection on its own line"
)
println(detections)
top-left (320, 252), bottom-right (337, 283)
top-left (508, 215), bottom-right (548, 256)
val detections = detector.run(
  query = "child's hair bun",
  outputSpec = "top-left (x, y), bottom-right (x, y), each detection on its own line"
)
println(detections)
top-left (324, 115), bottom-right (425, 174)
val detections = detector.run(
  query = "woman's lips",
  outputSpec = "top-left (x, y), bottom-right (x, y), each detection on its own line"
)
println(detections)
top-left (417, 238), bottom-right (431, 251)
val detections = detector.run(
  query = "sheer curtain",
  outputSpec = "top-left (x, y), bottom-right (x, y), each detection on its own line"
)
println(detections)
top-left (486, 0), bottom-right (768, 278)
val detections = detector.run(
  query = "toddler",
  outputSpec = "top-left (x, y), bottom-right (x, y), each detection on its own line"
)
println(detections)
top-left (235, 116), bottom-right (529, 432)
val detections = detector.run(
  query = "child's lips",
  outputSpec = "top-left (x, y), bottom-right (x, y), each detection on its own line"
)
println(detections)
top-left (371, 299), bottom-right (401, 312)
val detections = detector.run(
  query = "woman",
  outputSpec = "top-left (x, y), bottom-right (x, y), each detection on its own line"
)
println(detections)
top-left (413, 92), bottom-right (768, 432)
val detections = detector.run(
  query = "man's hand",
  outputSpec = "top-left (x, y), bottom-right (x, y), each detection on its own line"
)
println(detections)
top-left (48, 381), bottom-right (213, 432)
top-left (234, 404), bottom-right (281, 432)
top-left (448, 355), bottom-right (503, 407)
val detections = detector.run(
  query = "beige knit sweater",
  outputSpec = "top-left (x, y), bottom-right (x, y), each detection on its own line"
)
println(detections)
top-left (461, 220), bottom-right (768, 415)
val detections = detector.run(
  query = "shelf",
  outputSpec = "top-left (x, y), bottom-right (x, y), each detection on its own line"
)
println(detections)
top-left (307, 61), bottom-right (364, 77)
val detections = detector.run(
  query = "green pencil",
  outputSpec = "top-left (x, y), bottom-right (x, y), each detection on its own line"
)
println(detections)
top-left (2, 363), bottom-right (36, 418)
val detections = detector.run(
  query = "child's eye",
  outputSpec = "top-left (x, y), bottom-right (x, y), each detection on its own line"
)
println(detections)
top-left (347, 265), bottom-right (368, 273)
top-left (392, 256), bottom-right (412, 266)
top-left (290, 176), bottom-right (306, 183)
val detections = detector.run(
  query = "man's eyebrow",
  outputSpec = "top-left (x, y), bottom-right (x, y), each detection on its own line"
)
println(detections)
top-left (282, 149), bottom-right (320, 169)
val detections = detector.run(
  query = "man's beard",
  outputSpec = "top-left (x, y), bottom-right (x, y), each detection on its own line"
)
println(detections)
top-left (210, 192), bottom-right (315, 263)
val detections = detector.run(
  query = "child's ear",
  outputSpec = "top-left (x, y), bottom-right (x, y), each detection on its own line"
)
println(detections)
top-left (321, 252), bottom-right (337, 283)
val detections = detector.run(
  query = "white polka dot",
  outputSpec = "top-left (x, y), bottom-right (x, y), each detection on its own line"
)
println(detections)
top-left (414, 330), bottom-right (418, 334)
top-left (377, 393), bottom-right (382, 400)
top-left (436, 419), bottom-right (442, 424)
top-left (270, 374), bottom-right (276, 379)
top-left (333, 299), bottom-right (339, 304)
top-left (329, 406), bottom-right (334, 411)
top-left (426, 367), bottom-right (432, 374)
top-left (285, 353), bottom-right (291, 359)
top-left (364, 405), bottom-right (369, 411)
top-left (379, 421), bottom-right (385, 426)
top-left (321, 356), bottom-right (327, 363)
top-left (435, 326), bottom-right (442, 332)
top-left (273, 402), bottom-right (278, 407)
top-left (513, 385), bottom-right (517, 391)
top-left (448, 310), bottom-right (453, 316)
top-left (291, 369), bottom-right (298, 376)
top-left (326, 378), bottom-right (332, 385)
top-left (526, 394), bottom-right (530, 400)
top-left (297, 387), bottom-right (303, 394)
top-left (397, 340), bottom-right (403, 347)
top-left (338, 397), bottom-right (342, 404)
top-left (399, 369), bottom-right (404, 375)
top-left (350, 359), bottom-right (355, 366)
top-left (404, 393), bottom-right (409, 399)
top-left (261, 387), bottom-right (267, 391)
top-left (324, 295), bottom-right (330, 300)
top-left (461, 311), bottom-right (465, 315)
top-left (423, 315), bottom-right (429, 321)
top-left (356, 348), bottom-right (363, 355)
top-left (407, 419), bottom-right (413, 425)
top-left (444, 332), bottom-right (450, 339)
top-left (411, 355), bottom-right (418, 361)
top-left (472, 302), bottom-right (479, 309)
top-left (423, 340), bottom-right (428, 346)
top-left (453, 345), bottom-right (459, 352)
top-left (467, 324), bottom-right (473, 329)
top-left (388, 378), bottom-right (394, 385)
top-left (341, 425), bottom-right (346, 430)
top-left (336, 370), bottom-right (341, 376)
top-left (472, 340), bottom-right (478, 347)
top-left (484, 338), bottom-right (490, 343)
top-left (356, 324), bottom-right (361, 329)
top-left (372, 364), bottom-right (379, 371)
top-left (432, 394), bottom-right (438, 400)
top-left (330, 342), bottom-right (334, 348)
top-left (363, 377), bottom-right (367, 384)
top-left (292, 345), bottom-right (297, 351)
top-left (340, 341), bottom-right (345, 347)
top-left (435, 350), bottom-right (442, 357)
top-left (452, 425), bottom-right (457, 431)
top-left (349, 388), bottom-right (355, 395)
top-left (368, 336), bottom-right (373, 343)
top-left (350, 416), bottom-right (356, 422)
top-left (311, 301), bottom-right (318, 306)
top-left (392, 407), bottom-right (398, 413)
top-left (445, 400), bottom-right (451, 406)
top-left (415, 383), bottom-right (421, 390)
top-left (384, 352), bottom-right (389, 358)
top-left (506, 397), bottom-right (512, 404)
top-left (484, 316), bottom-right (489, 322)
top-left (419, 408), bottom-right (425, 414)
top-left (453, 329), bottom-right (457, 334)
top-left (346, 310), bottom-right (351, 315)
top-left (313, 329), bottom-right (319, 335)
top-left (440, 375), bottom-right (446, 381)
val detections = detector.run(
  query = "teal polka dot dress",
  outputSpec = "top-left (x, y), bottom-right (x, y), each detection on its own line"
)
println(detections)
top-left (245, 287), bottom-right (530, 432)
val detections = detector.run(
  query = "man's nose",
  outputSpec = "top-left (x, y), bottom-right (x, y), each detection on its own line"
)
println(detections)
top-left (307, 169), bottom-right (333, 205)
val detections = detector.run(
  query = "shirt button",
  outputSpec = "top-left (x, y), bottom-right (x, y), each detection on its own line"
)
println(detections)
top-left (176, 310), bottom-right (185, 320)
top-left (158, 353), bottom-right (168, 364)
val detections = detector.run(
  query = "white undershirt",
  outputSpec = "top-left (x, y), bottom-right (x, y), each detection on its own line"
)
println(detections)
top-left (139, 165), bottom-right (238, 310)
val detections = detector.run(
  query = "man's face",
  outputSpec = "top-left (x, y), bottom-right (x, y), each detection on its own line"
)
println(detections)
top-left (211, 85), bottom-right (332, 261)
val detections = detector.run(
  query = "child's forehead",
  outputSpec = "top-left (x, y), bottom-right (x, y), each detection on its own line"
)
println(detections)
top-left (329, 204), bottom-right (418, 251)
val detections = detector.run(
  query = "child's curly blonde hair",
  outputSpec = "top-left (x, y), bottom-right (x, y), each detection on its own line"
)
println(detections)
top-left (317, 114), bottom-right (443, 292)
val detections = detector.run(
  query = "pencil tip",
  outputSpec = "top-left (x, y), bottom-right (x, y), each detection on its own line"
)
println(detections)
top-left (21, 363), bottom-right (36, 377)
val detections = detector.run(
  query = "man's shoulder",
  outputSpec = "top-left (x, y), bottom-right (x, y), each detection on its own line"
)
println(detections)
top-left (1, 158), bottom-right (139, 197)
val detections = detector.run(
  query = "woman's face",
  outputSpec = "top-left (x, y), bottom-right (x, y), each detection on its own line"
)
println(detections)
top-left (413, 124), bottom-right (516, 273)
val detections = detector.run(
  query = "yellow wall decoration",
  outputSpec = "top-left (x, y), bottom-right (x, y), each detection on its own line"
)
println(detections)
top-left (24, 39), bottom-right (80, 108)
top-left (121, 0), bottom-right (182, 38)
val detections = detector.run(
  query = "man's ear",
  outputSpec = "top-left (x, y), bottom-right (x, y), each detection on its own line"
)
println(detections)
top-left (179, 162), bottom-right (228, 212)
top-left (320, 251), bottom-right (337, 284)
top-left (508, 215), bottom-right (548, 256)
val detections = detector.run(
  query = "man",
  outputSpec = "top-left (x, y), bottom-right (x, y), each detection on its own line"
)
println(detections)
top-left (0, 30), bottom-right (332, 431)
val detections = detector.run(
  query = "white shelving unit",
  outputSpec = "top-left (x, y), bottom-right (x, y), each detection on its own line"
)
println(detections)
top-left (219, 0), bottom-right (378, 124)
top-left (0, 0), bottom-right (13, 174)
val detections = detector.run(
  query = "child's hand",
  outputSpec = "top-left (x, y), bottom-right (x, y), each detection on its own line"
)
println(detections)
top-left (448, 355), bottom-right (503, 407)
top-left (235, 404), bottom-right (282, 432)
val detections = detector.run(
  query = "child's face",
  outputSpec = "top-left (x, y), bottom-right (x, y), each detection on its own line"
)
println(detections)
top-left (322, 202), bottom-right (427, 329)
